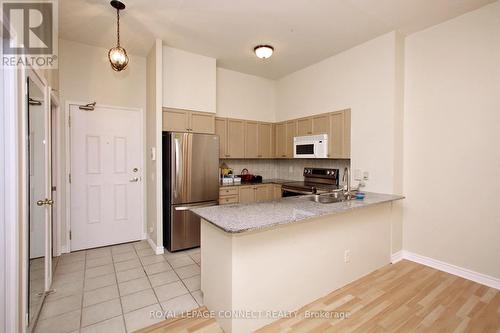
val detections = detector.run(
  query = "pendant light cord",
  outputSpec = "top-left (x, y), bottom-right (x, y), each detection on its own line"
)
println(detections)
top-left (116, 7), bottom-right (120, 47)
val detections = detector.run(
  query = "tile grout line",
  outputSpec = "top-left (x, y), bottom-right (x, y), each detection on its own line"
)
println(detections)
top-left (78, 250), bottom-right (87, 331)
top-left (165, 252), bottom-right (201, 309)
top-left (138, 245), bottom-right (165, 320)
top-left (111, 244), bottom-right (128, 333)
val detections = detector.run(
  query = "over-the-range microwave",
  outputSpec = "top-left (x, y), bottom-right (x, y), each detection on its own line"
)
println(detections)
top-left (293, 134), bottom-right (328, 158)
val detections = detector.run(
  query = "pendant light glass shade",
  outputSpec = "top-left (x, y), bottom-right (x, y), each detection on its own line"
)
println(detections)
top-left (108, 1), bottom-right (129, 71)
top-left (108, 46), bottom-right (129, 71)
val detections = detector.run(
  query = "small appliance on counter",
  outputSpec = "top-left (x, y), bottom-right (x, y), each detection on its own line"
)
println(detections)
top-left (238, 169), bottom-right (262, 183)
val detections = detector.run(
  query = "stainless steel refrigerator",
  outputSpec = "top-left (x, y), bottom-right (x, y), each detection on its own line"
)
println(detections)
top-left (163, 132), bottom-right (219, 252)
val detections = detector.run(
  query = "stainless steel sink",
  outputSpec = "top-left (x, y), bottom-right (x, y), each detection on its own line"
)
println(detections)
top-left (309, 192), bottom-right (347, 204)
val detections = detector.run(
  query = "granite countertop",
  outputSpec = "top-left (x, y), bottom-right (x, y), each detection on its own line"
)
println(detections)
top-left (191, 192), bottom-right (404, 234)
top-left (220, 178), bottom-right (293, 187)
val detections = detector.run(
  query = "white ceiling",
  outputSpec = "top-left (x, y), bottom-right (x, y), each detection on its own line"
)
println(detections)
top-left (59, 0), bottom-right (495, 79)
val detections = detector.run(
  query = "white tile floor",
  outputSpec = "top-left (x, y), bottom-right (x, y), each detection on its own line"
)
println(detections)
top-left (35, 241), bottom-right (202, 333)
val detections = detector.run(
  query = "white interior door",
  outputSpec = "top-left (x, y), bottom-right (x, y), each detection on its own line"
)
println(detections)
top-left (70, 104), bottom-right (144, 251)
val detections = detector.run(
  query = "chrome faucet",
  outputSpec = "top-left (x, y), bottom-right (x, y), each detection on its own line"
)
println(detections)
top-left (342, 166), bottom-right (352, 199)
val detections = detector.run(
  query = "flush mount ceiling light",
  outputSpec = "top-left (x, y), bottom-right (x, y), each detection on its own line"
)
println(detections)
top-left (108, 0), bottom-right (129, 71)
top-left (254, 45), bottom-right (274, 59)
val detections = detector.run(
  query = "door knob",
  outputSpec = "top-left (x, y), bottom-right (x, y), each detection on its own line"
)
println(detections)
top-left (36, 198), bottom-right (54, 206)
top-left (129, 177), bottom-right (139, 182)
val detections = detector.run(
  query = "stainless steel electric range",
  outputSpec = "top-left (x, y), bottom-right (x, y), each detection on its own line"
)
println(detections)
top-left (281, 168), bottom-right (340, 197)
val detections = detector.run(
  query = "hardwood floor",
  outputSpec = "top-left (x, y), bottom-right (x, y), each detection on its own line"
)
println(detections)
top-left (137, 260), bottom-right (499, 333)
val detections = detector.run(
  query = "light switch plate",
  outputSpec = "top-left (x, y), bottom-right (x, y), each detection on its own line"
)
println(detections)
top-left (363, 171), bottom-right (369, 180)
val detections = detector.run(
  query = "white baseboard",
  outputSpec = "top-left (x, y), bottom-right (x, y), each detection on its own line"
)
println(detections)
top-left (391, 250), bottom-right (403, 264)
top-left (61, 245), bottom-right (70, 254)
top-left (147, 237), bottom-right (164, 255)
top-left (393, 250), bottom-right (499, 290)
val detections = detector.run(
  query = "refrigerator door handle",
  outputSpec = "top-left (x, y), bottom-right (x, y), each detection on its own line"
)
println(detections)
top-left (174, 201), bottom-right (218, 211)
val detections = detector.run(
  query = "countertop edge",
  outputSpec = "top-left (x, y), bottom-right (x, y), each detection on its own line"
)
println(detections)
top-left (193, 193), bottom-right (404, 234)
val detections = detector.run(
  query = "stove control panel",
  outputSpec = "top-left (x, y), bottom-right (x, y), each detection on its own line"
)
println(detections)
top-left (303, 168), bottom-right (339, 179)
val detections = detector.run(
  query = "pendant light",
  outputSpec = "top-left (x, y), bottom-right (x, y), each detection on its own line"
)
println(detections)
top-left (108, 0), bottom-right (129, 71)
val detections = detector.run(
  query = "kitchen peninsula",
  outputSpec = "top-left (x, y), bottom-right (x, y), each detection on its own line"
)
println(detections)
top-left (192, 192), bottom-right (404, 333)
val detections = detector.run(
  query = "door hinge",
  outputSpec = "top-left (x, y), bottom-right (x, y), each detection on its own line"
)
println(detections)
top-left (69, 230), bottom-right (72, 240)
top-left (69, 173), bottom-right (71, 183)
top-left (68, 115), bottom-right (71, 127)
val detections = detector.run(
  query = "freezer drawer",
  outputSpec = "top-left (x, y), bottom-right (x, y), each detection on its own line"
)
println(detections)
top-left (167, 201), bottom-right (217, 252)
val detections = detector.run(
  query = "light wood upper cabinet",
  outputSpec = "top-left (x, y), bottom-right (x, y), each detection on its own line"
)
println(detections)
top-left (190, 111), bottom-right (215, 134)
top-left (215, 117), bottom-right (227, 158)
top-left (275, 122), bottom-right (287, 158)
top-left (244, 121), bottom-right (259, 158)
top-left (215, 108), bottom-right (350, 160)
top-left (227, 119), bottom-right (245, 158)
top-left (312, 114), bottom-right (330, 135)
top-left (163, 108), bottom-right (215, 134)
top-left (258, 123), bottom-right (272, 158)
top-left (286, 120), bottom-right (297, 158)
top-left (297, 118), bottom-right (313, 136)
top-left (162, 108), bottom-right (189, 132)
top-left (329, 109), bottom-right (351, 158)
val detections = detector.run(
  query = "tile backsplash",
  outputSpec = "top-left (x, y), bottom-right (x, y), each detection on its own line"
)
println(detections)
top-left (220, 159), bottom-right (350, 181)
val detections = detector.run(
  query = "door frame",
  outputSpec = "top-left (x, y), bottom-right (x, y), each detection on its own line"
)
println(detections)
top-left (49, 89), bottom-right (62, 260)
top-left (64, 101), bottom-right (146, 252)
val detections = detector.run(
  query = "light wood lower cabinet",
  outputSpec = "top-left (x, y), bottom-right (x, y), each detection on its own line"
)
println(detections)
top-left (238, 186), bottom-right (255, 204)
top-left (273, 184), bottom-right (282, 200)
top-left (255, 185), bottom-right (272, 202)
top-left (220, 184), bottom-right (277, 205)
top-left (163, 108), bottom-right (215, 134)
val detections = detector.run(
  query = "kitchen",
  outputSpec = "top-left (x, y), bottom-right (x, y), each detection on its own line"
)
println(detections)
top-left (4, 1), bottom-right (499, 333)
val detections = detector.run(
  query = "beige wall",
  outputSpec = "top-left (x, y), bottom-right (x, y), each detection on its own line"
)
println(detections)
top-left (403, 1), bottom-right (500, 278)
top-left (276, 32), bottom-right (404, 195)
top-left (216, 68), bottom-right (276, 122)
top-left (59, 39), bottom-right (147, 250)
